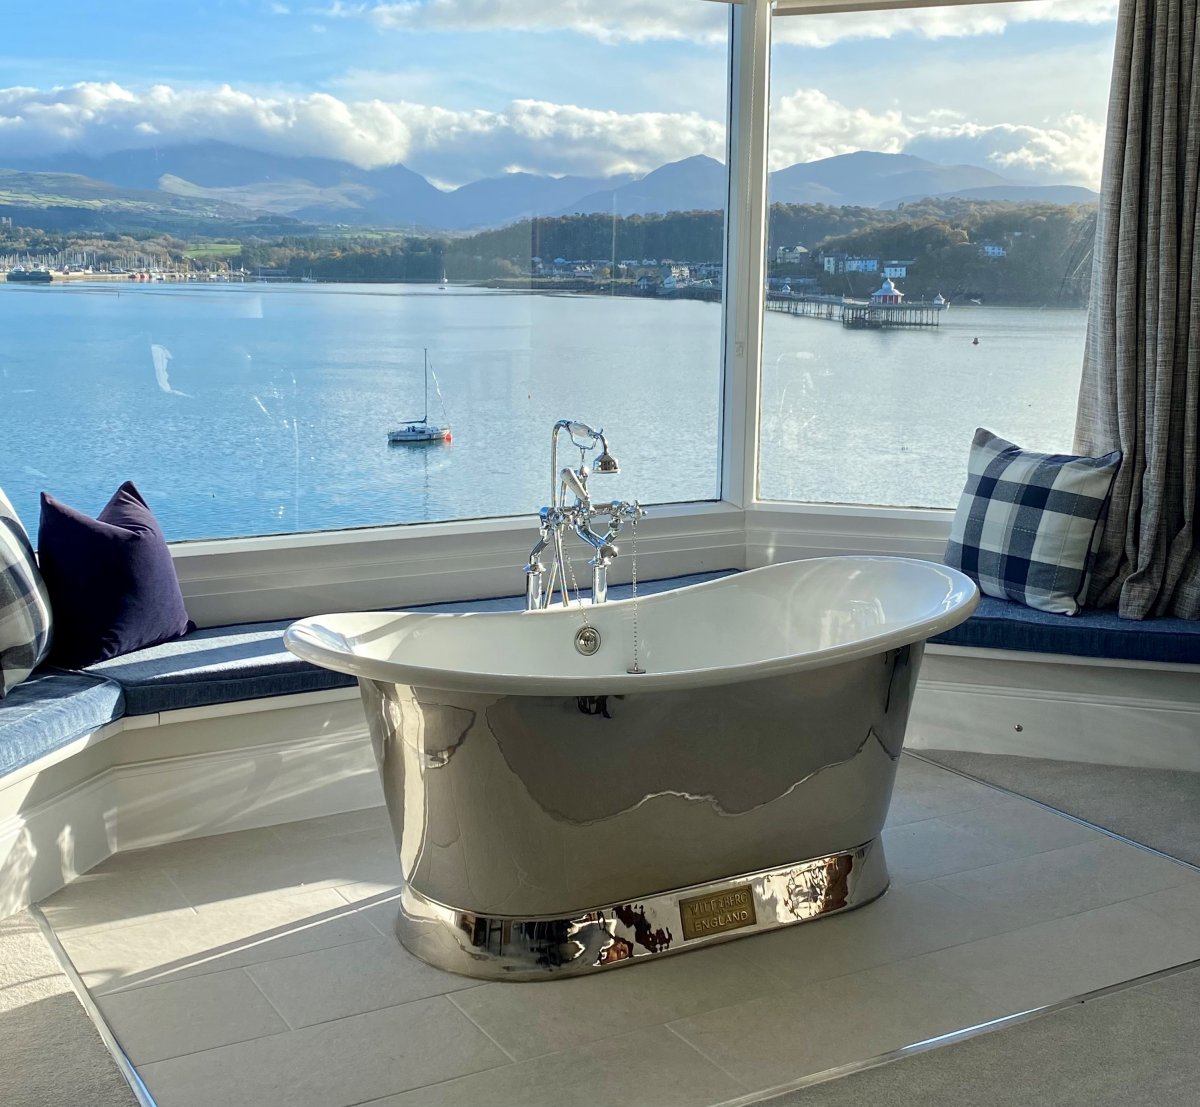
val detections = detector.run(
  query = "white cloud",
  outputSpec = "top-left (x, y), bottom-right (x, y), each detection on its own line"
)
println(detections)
top-left (903, 115), bottom-right (1105, 186)
top-left (324, 0), bottom-right (728, 44)
top-left (0, 80), bottom-right (1101, 187)
top-left (323, 0), bottom-right (1116, 47)
top-left (774, 0), bottom-right (1115, 47)
top-left (769, 88), bottom-right (908, 168)
top-left (0, 82), bottom-right (722, 181)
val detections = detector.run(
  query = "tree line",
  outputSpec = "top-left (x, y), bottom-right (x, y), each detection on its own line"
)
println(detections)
top-left (2, 197), bottom-right (1097, 305)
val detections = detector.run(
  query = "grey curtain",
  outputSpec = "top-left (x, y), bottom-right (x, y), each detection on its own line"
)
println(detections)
top-left (1075, 0), bottom-right (1200, 618)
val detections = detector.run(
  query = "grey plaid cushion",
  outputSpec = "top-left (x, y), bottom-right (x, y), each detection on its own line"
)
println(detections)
top-left (1, 486), bottom-right (53, 696)
top-left (944, 429), bottom-right (1121, 615)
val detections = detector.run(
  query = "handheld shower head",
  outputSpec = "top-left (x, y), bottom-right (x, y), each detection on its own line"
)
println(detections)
top-left (593, 432), bottom-right (620, 474)
top-left (593, 450), bottom-right (619, 474)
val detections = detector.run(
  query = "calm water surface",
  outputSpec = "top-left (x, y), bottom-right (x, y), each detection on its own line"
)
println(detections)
top-left (0, 281), bottom-right (1086, 541)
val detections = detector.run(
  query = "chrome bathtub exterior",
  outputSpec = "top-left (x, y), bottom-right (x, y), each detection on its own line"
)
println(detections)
top-left (395, 839), bottom-right (888, 980)
top-left (359, 643), bottom-right (921, 977)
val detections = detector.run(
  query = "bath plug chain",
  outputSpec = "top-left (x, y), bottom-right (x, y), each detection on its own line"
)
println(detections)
top-left (628, 516), bottom-right (644, 674)
top-left (563, 539), bottom-right (594, 638)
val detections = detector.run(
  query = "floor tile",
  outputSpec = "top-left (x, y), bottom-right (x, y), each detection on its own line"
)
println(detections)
top-left (138, 996), bottom-right (508, 1107)
top-left (95, 824), bottom-right (288, 875)
top-left (885, 756), bottom-right (1009, 828)
top-left (1129, 879), bottom-right (1200, 938)
top-left (336, 890), bottom-right (404, 939)
top-left (60, 888), bottom-right (378, 995)
top-left (936, 792), bottom-right (1103, 855)
top-left (909, 897), bottom-right (1200, 1012)
top-left (160, 827), bottom-right (401, 908)
top-left (883, 817), bottom-right (1026, 884)
top-left (268, 806), bottom-right (391, 844)
top-left (97, 968), bottom-right (288, 1064)
top-left (449, 932), bottom-right (780, 1061)
top-left (669, 955), bottom-right (1005, 1093)
top-left (39, 866), bottom-right (194, 934)
top-left (884, 793), bottom-right (1104, 885)
top-left (729, 881), bottom-right (1012, 993)
top-left (929, 835), bottom-right (1194, 929)
top-left (371, 1025), bottom-right (745, 1107)
top-left (247, 936), bottom-right (477, 1028)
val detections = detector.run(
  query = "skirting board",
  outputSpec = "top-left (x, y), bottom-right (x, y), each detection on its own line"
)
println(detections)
top-left (1, 696), bottom-right (384, 918)
top-left (908, 646), bottom-right (1200, 772)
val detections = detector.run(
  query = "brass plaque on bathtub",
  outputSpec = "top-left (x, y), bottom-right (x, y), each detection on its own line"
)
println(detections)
top-left (679, 884), bottom-right (757, 941)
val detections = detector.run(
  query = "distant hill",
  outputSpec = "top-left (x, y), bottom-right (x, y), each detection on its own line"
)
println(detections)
top-left (443, 170), bottom-right (637, 226)
top-left (883, 183), bottom-right (1100, 207)
top-left (0, 143), bottom-right (1096, 234)
top-left (768, 151), bottom-right (1013, 207)
top-left (560, 155), bottom-right (728, 216)
top-left (0, 167), bottom-right (282, 234)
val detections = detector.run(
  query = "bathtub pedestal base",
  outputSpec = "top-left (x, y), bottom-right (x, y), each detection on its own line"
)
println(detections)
top-left (392, 838), bottom-right (889, 981)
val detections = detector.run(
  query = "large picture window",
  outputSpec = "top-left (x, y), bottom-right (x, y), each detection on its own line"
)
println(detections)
top-left (758, 0), bottom-right (1116, 508)
top-left (0, 2), bottom-right (728, 542)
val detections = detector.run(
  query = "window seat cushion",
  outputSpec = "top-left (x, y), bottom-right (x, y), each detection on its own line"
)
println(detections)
top-left (0, 669), bottom-right (125, 777)
top-left (84, 571), bottom-right (735, 716)
top-left (931, 595), bottom-right (1200, 664)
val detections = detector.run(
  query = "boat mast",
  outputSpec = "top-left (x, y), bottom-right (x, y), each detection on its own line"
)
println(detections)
top-left (423, 349), bottom-right (429, 423)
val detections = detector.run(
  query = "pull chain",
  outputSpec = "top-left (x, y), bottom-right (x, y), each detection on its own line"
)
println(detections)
top-left (563, 541), bottom-right (591, 629)
top-left (627, 516), bottom-right (644, 674)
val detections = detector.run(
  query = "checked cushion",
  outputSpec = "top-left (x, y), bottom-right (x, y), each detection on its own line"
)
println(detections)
top-left (0, 485), bottom-right (53, 696)
top-left (944, 428), bottom-right (1121, 615)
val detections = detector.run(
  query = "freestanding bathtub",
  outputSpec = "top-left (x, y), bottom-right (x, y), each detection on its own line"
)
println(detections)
top-left (285, 556), bottom-right (977, 980)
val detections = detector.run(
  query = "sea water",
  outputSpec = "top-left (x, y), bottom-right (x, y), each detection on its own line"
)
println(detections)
top-left (0, 281), bottom-right (1086, 542)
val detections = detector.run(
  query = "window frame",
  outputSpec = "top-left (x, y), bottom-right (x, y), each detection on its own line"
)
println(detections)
top-left (171, 0), bottom-right (1040, 626)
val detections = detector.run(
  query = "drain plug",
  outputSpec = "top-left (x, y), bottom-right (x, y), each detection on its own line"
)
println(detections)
top-left (574, 626), bottom-right (601, 656)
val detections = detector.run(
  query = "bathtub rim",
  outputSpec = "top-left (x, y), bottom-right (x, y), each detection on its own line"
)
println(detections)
top-left (283, 555), bottom-right (978, 696)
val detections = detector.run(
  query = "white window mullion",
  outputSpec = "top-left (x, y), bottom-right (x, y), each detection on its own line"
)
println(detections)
top-left (720, 0), bottom-right (772, 510)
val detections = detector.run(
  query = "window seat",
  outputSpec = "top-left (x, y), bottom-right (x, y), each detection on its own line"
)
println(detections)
top-left (0, 571), bottom-right (734, 779)
top-left (0, 670), bottom-right (125, 779)
top-left (912, 595), bottom-right (1200, 776)
top-left (930, 596), bottom-right (1200, 665)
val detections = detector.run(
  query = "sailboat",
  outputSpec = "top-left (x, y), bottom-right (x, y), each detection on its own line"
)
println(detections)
top-left (388, 349), bottom-right (451, 444)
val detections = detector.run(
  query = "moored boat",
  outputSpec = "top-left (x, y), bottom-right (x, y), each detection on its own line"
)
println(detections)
top-left (388, 349), bottom-right (451, 444)
top-left (5, 268), bottom-right (53, 283)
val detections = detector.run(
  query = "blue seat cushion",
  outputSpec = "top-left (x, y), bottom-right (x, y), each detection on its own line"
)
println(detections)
top-left (86, 571), bottom-right (736, 716)
top-left (86, 619), bottom-right (357, 715)
top-left (932, 595), bottom-right (1200, 664)
top-left (0, 668), bottom-right (125, 776)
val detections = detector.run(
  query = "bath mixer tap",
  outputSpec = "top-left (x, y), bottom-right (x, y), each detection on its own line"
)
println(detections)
top-left (524, 420), bottom-right (645, 610)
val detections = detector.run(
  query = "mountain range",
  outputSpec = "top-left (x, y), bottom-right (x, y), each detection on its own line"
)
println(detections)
top-left (0, 142), bottom-right (1098, 233)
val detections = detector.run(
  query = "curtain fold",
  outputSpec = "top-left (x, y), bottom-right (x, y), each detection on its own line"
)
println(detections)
top-left (1076, 0), bottom-right (1200, 618)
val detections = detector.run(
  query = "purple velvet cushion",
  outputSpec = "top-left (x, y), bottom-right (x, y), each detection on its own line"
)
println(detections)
top-left (37, 482), bottom-right (194, 668)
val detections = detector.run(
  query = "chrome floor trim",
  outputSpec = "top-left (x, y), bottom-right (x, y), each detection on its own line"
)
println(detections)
top-left (394, 838), bottom-right (889, 981)
top-left (905, 750), bottom-right (1200, 876)
top-left (28, 906), bottom-right (157, 1107)
top-left (719, 954), bottom-right (1200, 1106)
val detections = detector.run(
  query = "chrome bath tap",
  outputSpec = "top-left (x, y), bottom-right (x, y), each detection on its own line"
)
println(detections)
top-left (524, 420), bottom-right (645, 610)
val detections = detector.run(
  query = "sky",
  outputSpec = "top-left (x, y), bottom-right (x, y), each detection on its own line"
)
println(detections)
top-left (0, 0), bottom-right (1117, 188)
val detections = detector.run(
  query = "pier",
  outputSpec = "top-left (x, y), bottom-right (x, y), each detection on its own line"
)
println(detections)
top-left (766, 291), bottom-right (944, 328)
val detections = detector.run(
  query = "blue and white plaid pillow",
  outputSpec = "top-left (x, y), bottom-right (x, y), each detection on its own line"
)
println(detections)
top-left (1, 486), bottom-right (53, 696)
top-left (945, 429), bottom-right (1121, 615)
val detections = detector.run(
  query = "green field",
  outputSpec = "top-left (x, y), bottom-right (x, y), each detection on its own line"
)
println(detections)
top-left (184, 242), bottom-right (243, 258)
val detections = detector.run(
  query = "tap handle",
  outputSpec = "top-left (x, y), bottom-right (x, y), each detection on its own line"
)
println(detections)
top-left (560, 467), bottom-right (589, 503)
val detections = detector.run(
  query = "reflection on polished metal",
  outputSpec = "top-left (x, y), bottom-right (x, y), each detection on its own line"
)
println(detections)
top-left (524, 419), bottom-right (645, 611)
top-left (358, 644), bottom-right (921, 980)
top-left (393, 840), bottom-right (887, 981)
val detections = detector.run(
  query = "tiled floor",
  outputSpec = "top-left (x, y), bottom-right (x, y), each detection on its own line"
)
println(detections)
top-left (39, 755), bottom-right (1200, 1107)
